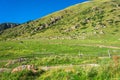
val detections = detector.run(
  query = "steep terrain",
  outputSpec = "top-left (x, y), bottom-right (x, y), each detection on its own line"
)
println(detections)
top-left (0, 23), bottom-right (19, 34)
top-left (0, 0), bottom-right (120, 40)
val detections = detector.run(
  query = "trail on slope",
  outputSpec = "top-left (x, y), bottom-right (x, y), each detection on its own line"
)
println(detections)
top-left (48, 42), bottom-right (120, 49)
top-left (80, 44), bottom-right (120, 49)
top-left (39, 64), bottom-right (100, 71)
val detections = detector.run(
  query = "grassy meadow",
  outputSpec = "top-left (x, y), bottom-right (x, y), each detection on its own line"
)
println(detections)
top-left (0, 39), bottom-right (120, 80)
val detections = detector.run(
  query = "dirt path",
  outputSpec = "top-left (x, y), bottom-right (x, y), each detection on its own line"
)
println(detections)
top-left (81, 44), bottom-right (120, 49)
top-left (0, 60), bottom-right (9, 62)
top-left (39, 64), bottom-right (100, 71)
top-left (48, 42), bottom-right (120, 49)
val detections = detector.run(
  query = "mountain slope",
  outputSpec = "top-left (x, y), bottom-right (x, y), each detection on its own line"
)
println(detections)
top-left (0, 0), bottom-right (120, 40)
top-left (0, 23), bottom-right (19, 34)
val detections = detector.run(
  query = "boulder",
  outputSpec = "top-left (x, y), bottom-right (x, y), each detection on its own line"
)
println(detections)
top-left (11, 65), bottom-right (37, 73)
top-left (99, 30), bottom-right (104, 34)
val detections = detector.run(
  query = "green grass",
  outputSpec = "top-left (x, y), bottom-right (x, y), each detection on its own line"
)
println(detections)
top-left (0, 0), bottom-right (120, 79)
top-left (1, 64), bottom-right (120, 80)
top-left (0, 39), bottom-right (119, 65)
top-left (0, 39), bottom-right (120, 79)
top-left (0, 39), bottom-right (119, 60)
top-left (38, 65), bottom-right (120, 80)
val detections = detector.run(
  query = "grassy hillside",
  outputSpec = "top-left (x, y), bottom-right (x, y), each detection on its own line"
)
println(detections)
top-left (0, 0), bottom-right (120, 40)
top-left (0, 0), bottom-right (120, 80)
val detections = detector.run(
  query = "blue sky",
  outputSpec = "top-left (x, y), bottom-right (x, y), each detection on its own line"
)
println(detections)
top-left (0, 0), bottom-right (87, 23)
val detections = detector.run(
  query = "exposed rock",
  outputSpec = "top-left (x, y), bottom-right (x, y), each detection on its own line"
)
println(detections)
top-left (0, 23), bottom-right (20, 31)
top-left (101, 24), bottom-right (106, 28)
top-left (92, 7), bottom-right (100, 11)
top-left (71, 24), bottom-right (80, 30)
top-left (50, 18), bottom-right (55, 22)
top-left (11, 65), bottom-right (37, 73)
top-left (99, 30), bottom-right (104, 34)
top-left (50, 16), bottom-right (62, 25)
top-left (5, 58), bottom-right (28, 67)
top-left (64, 28), bottom-right (71, 32)
top-left (93, 31), bottom-right (97, 34)
top-left (85, 18), bottom-right (91, 23)
top-left (45, 23), bottom-right (49, 27)
top-left (94, 26), bottom-right (99, 30)
top-left (33, 16), bottom-right (63, 32)
top-left (34, 26), bottom-right (44, 31)
top-left (106, 19), bottom-right (113, 23)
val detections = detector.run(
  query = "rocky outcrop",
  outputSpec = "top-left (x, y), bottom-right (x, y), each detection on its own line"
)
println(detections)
top-left (11, 65), bottom-right (37, 73)
top-left (33, 16), bottom-right (63, 33)
top-left (0, 23), bottom-right (20, 34)
top-left (5, 58), bottom-right (28, 67)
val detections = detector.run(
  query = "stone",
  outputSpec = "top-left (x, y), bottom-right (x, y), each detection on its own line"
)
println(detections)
top-left (11, 65), bottom-right (37, 73)
top-left (99, 30), bottom-right (104, 34)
